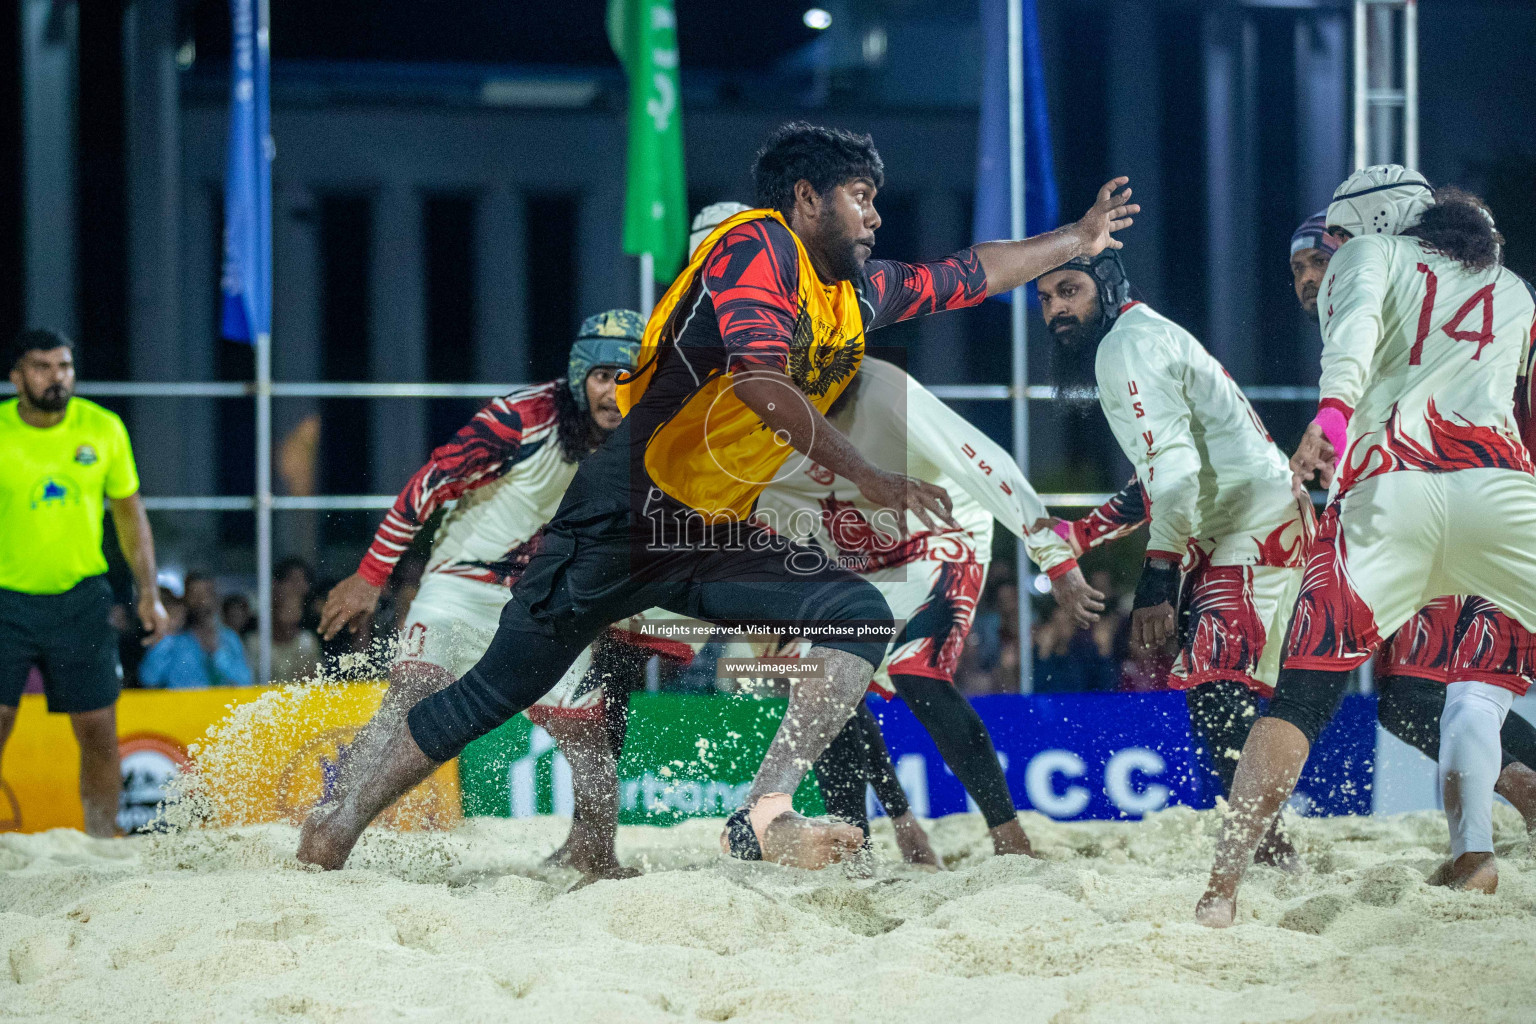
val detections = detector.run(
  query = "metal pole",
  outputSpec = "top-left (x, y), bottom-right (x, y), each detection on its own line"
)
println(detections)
top-left (1403, 0), bottom-right (1418, 170)
top-left (640, 251), bottom-right (656, 317)
top-left (255, 0), bottom-right (272, 687)
top-left (1007, 0), bottom-right (1032, 694)
top-left (1352, 0), bottom-right (1367, 170)
top-left (256, 331), bottom-right (272, 686)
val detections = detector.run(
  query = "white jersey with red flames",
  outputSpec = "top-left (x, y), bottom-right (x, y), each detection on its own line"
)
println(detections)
top-left (1319, 234), bottom-right (1536, 495)
top-left (358, 382), bottom-right (577, 589)
top-left (1094, 302), bottom-right (1306, 567)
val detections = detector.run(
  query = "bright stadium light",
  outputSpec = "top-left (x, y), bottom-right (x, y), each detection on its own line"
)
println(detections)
top-left (803, 8), bottom-right (832, 31)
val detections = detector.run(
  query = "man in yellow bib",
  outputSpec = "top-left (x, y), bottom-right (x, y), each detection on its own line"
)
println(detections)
top-left (1, 330), bottom-right (169, 836)
top-left (301, 122), bottom-right (1137, 871)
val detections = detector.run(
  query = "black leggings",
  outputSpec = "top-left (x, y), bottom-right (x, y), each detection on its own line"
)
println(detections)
top-left (1185, 679), bottom-right (1262, 797)
top-left (1377, 674), bottom-right (1536, 771)
top-left (813, 702), bottom-right (909, 837)
top-left (813, 674), bottom-right (1018, 833)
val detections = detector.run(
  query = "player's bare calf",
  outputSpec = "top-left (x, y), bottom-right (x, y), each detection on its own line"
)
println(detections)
top-left (297, 720), bottom-right (440, 870)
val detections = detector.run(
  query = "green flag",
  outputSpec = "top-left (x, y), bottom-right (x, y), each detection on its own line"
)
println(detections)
top-left (608, 0), bottom-right (687, 279)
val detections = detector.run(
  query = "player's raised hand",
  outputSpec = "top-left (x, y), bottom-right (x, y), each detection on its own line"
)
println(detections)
top-left (1289, 421), bottom-right (1337, 499)
top-left (855, 469), bottom-right (960, 535)
top-left (1051, 566), bottom-right (1106, 628)
top-left (320, 572), bottom-right (383, 640)
top-left (1074, 177), bottom-right (1139, 256)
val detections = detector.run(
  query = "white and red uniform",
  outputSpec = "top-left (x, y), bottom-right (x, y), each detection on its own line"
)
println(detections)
top-left (751, 357), bottom-right (1076, 696)
top-left (362, 382), bottom-right (690, 724)
top-left (1094, 301), bottom-right (1311, 695)
top-left (1283, 234), bottom-right (1536, 691)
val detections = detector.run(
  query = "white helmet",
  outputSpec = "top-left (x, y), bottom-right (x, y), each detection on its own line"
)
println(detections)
top-left (1326, 164), bottom-right (1433, 238)
top-left (689, 202), bottom-right (753, 258)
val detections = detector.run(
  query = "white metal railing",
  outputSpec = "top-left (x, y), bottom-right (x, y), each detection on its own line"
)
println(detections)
top-left (11, 379), bottom-right (1320, 512)
top-left (31, 380), bottom-right (1322, 402)
top-left (15, 378), bottom-right (1322, 510)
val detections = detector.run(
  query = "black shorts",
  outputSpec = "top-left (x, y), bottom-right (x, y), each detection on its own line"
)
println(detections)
top-left (406, 507), bottom-right (897, 762)
top-left (0, 576), bottom-right (123, 713)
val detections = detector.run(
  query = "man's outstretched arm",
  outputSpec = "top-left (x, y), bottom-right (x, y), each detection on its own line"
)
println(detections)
top-left (974, 177), bottom-right (1139, 297)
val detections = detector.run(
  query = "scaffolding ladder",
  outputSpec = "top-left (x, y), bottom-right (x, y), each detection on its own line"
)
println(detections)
top-left (1354, 0), bottom-right (1419, 170)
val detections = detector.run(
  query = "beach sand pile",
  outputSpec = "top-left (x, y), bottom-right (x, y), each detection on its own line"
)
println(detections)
top-left (2, 807), bottom-right (1532, 1023)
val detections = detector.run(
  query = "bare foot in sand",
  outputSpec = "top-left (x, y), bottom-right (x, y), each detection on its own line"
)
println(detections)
top-left (759, 811), bottom-right (865, 869)
top-left (297, 800), bottom-right (364, 870)
top-left (570, 861), bottom-right (642, 889)
top-left (1253, 820), bottom-right (1302, 873)
top-left (990, 818), bottom-right (1038, 857)
top-left (1195, 891), bottom-right (1237, 928)
top-left (891, 812), bottom-right (942, 868)
top-left (1431, 852), bottom-right (1498, 893)
top-left (563, 819), bottom-right (639, 885)
top-left (720, 794), bottom-right (864, 869)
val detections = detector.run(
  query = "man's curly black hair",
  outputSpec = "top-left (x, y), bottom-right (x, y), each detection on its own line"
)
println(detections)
top-left (751, 122), bottom-right (885, 217)
top-left (553, 380), bottom-right (598, 463)
top-left (1403, 186), bottom-right (1505, 273)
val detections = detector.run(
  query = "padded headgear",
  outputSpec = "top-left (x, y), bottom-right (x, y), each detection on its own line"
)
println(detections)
top-left (689, 202), bottom-right (753, 258)
top-left (1326, 164), bottom-right (1433, 238)
top-left (568, 309), bottom-right (644, 412)
top-left (1046, 249), bottom-right (1132, 326)
top-left (1290, 210), bottom-right (1344, 261)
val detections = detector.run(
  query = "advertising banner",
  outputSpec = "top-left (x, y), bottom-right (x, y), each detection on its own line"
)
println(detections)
top-left (0, 685), bottom-right (459, 834)
top-left (460, 692), bottom-right (1377, 824)
top-left (460, 693), bottom-right (824, 825)
top-left (2, 687), bottom-right (1373, 835)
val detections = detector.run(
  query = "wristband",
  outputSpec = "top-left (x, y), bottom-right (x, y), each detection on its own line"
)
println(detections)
top-left (1132, 558), bottom-right (1180, 611)
top-left (1313, 402), bottom-right (1351, 468)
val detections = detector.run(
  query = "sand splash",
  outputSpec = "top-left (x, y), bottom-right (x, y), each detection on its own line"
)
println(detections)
top-left (156, 679), bottom-right (460, 834)
top-left (2, 807), bottom-right (1532, 1023)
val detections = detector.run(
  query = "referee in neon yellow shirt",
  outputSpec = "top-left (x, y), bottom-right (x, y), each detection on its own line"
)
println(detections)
top-left (1, 329), bottom-right (169, 836)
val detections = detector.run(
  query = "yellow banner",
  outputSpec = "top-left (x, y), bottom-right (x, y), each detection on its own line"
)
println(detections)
top-left (0, 684), bottom-right (459, 834)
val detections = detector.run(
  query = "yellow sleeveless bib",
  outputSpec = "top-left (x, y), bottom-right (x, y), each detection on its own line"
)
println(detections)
top-left (617, 209), bottom-right (866, 520)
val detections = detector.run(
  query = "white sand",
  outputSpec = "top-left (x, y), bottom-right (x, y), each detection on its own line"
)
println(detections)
top-left (2, 809), bottom-right (1533, 1023)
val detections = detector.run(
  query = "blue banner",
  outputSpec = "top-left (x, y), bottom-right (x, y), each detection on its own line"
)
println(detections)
top-left (973, 0), bottom-right (1058, 305)
top-left (219, 0), bottom-right (272, 344)
top-left (868, 692), bottom-right (1376, 821)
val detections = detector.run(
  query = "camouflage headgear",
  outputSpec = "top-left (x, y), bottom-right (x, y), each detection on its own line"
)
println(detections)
top-left (1045, 249), bottom-right (1132, 326)
top-left (1290, 210), bottom-right (1344, 262)
top-left (568, 309), bottom-right (645, 412)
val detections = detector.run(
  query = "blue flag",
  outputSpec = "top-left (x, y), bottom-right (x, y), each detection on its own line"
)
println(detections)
top-left (219, 0), bottom-right (272, 343)
top-left (973, 0), bottom-right (1057, 304)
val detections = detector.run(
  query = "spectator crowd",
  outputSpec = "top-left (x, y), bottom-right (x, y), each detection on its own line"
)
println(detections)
top-left (80, 554), bottom-right (425, 693)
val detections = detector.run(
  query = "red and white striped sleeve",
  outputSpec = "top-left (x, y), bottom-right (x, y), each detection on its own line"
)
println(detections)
top-left (356, 388), bottom-right (552, 586)
top-left (1067, 477), bottom-right (1149, 555)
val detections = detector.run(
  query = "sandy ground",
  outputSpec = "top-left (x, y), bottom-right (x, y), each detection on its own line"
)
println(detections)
top-left (2, 808), bottom-right (1533, 1024)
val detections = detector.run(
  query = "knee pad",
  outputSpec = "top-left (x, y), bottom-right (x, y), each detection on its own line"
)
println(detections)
top-left (1375, 675), bottom-right (1446, 758)
top-left (406, 666), bottom-right (524, 763)
top-left (806, 576), bottom-right (894, 669)
top-left (1265, 668), bottom-right (1352, 746)
top-left (826, 576), bottom-right (894, 629)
